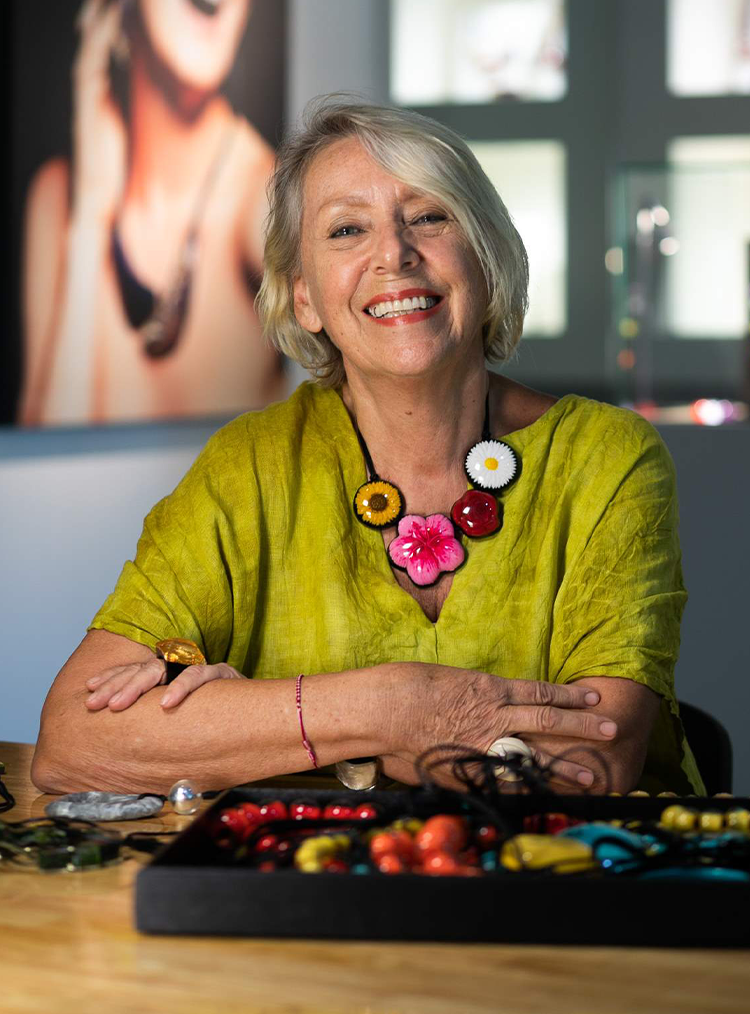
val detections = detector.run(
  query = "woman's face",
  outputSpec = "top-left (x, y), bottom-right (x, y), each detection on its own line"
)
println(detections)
top-left (293, 137), bottom-right (488, 384)
top-left (138, 0), bottom-right (250, 93)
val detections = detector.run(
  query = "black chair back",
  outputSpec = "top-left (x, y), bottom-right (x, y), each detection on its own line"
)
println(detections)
top-left (678, 700), bottom-right (733, 795)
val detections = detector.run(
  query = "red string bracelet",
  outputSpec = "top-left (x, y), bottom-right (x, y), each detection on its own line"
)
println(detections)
top-left (295, 673), bottom-right (318, 769)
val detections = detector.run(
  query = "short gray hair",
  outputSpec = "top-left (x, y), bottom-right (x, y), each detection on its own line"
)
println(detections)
top-left (256, 97), bottom-right (529, 387)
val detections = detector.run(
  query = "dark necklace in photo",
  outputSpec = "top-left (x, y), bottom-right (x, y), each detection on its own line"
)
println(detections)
top-left (352, 393), bottom-right (520, 587)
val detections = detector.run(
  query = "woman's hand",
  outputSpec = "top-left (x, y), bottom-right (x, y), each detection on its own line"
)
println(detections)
top-left (72, 0), bottom-right (127, 221)
top-left (383, 666), bottom-right (619, 791)
top-left (85, 658), bottom-right (245, 711)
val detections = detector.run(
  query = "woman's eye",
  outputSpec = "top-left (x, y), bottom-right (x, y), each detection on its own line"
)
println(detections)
top-left (330, 225), bottom-right (362, 238)
top-left (412, 213), bottom-right (448, 226)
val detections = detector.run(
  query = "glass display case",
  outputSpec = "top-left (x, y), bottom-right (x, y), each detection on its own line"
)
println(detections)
top-left (607, 159), bottom-right (750, 424)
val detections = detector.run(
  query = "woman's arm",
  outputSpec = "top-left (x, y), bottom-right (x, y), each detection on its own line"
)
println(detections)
top-left (19, 0), bottom-right (126, 425)
top-left (31, 630), bottom-right (613, 796)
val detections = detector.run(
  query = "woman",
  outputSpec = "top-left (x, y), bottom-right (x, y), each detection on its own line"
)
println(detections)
top-left (20, 0), bottom-right (284, 425)
top-left (31, 100), bottom-right (703, 797)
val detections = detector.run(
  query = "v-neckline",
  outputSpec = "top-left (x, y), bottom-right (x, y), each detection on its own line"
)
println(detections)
top-left (328, 385), bottom-right (577, 628)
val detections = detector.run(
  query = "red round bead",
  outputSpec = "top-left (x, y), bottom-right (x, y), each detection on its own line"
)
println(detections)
top-left (323, 858), bottom-right (349, 873)
top-left (451, 489), bottom-right (500, 537)
top-left (259, 800), bottom-right (288, 822)
top-left (477, 825), bottom-right (499, 846)
top-left (323, 804), bottom-right (356, 820)
top-left (253, 833), bottom-right (279, 853)
top-left (290, 802), bottom-right (322, 821)
top-left (354, 803), bottom-right (379, 820)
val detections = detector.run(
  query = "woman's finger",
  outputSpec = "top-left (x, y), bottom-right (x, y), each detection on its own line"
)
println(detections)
top-left (85, 658), bottom-right (166, 711)
top-left (524, 745), bottom-right (596, 790)
top-left (160, 663), bottom-right (243, 708)
top-left (503, 678), bottom-right (601, 710)
top-left (503, 703), bottom-right (617, 742)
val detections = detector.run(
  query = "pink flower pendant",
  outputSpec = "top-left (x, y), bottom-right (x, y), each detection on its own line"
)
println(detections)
top-left (388, 514), bottom-right (464, 587)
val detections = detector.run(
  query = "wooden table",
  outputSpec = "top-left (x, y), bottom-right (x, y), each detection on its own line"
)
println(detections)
top-left (2, 740), bottom-right (749, 1014)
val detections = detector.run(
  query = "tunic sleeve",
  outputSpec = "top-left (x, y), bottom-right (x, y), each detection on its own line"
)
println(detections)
top-left (549, 425), bottom-right (703, 792)
top-left (88, 420), bottom-right (251, 666)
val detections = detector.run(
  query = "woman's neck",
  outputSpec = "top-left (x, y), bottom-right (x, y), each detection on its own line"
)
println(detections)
top-left (125, 50), bottom-right (229, 210)
top-left (341, 362), bottom-right (491, 486)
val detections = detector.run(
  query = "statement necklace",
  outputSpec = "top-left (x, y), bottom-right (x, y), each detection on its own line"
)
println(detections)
top-left (352, 393), bottom-right (520, 587)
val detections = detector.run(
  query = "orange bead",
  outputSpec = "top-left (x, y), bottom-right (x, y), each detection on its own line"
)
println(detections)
top-left (415, 815), bottom-right (467, 856)
top-left (369, 832), bottom-right (398, 860)
top-left (377, 854), bottom-right (405, 875)
top-left (421, 851), bottom-right (460, 875)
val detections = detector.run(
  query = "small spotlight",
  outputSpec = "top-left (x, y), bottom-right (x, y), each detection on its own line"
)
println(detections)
top-left (605, 247), bottom-right (624, 275)
top-left (659, 237), bottom-right (680, 256)
top-left (690, 399), bottom-right (727, 426)
top-left (636, 209), bottom-right (654, 234)
top-left (651, 205), bottom-right (670, 227)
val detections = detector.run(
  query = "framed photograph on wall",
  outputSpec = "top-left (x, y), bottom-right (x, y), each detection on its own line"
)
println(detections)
top-left (6, 0), bottom-right (287, 427)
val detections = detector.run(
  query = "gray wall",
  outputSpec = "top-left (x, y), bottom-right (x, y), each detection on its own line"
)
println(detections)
top-left (2, 0), bottom-right (748, 791)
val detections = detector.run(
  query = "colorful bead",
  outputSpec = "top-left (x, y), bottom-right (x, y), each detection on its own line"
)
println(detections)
top-left (290, 802), bottom-right (322, 821)
top-left (354, 803), bottom-right (379, 820)
top-left (726, 809), bottom-right (750, 832)
top-left (450, 489), bottom-right (500, 538)
top-left (699, 811), bottom-right (724, 833)
top-left (353, 480), bottom-right (403, 528)
top-left (464, 439), bottom-right (518, 490)
top-left (414, 815), bottom-right (468, 856)
top-left (323, 804), bottom-right (356, 820)
top-left (259, 800), bottom-right (288, 821)
top-left (387, 514), bottom-right (464, 587)
top-left (501, 834), bottom-right (595, 874)
top-left (376, 854), bottom-right (405, 875)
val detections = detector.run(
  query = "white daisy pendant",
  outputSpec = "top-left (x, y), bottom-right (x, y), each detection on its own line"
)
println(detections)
top-left (465, 439), bottom-right (518, 491)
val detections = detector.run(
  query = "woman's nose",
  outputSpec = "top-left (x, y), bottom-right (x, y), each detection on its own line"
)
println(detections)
top-left (370, 224), bottom-right (419, 274)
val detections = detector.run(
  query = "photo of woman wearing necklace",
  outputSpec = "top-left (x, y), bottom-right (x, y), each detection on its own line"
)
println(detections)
top-left (17, 0), bottom-right (286, 425)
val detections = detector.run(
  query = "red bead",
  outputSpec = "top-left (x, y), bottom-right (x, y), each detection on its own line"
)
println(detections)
top-left (477, 825), bottom-right (499, 845)
top-left (259, 800), bottom-right (288, 821)
top-left (323, 858), bottom-right (348, 873)
top-left (354, 803), bottom-right (379, 820)
top-left (253, 833), bottom-right (279, 853)
top-left (323, 804), bottom-right (356, 820)
top-left (451, 489), bottom-right (500, 537)
top-left (415, 815), bottom-right (468, 856)
top-left (219, 808), bottom-right (253, 838)
top-left (258, 860), bottom-right (276, 872)
top-left (545, 813), bottom-right (572, 835)
top-left (290, 802), bottom-right (322, 820)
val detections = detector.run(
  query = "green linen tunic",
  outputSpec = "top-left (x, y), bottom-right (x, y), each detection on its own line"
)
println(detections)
top-left (90, 381), bottom-right (703, 793)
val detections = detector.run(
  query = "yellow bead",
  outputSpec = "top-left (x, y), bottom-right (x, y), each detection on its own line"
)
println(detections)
top-left (726, 809), bottom-right (750, 832)
top-left (698, 811), bottom-right (724, 833)
top-left (660, 805), bottom-right (686, 828)
top-left (297, 859), bottom-right (323, 873)
top-left (500, 834), bottom-right (594, 874)
top-left (484, 457), bottom-right (499, 470)
top-left (627, 790), bottom-right (650, 797)
top-left (674, 808), bottom-right (698, 832)
top-left (657, 792), bottom-right (678, 798)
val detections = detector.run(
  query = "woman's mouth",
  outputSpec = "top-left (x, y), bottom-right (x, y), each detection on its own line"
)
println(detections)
top-left (365, 295), bottom-right (442, 320)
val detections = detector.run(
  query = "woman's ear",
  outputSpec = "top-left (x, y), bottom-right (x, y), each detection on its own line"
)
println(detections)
top-left (293, 277), bottom-right (323, 333)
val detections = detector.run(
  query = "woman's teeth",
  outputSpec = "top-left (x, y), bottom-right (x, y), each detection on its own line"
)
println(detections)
top-left (366, 295), bottom-right (438, 318)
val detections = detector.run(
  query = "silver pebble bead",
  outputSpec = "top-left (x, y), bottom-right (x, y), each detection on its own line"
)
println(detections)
top-left (168, 779), bottom-right (201, 815)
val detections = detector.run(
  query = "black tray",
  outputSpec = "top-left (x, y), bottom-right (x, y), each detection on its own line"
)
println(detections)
top-left (135, 787), bottom-right (750, 946)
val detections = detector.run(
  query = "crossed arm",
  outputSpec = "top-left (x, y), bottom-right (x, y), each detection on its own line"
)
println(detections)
top-left (31, 629), bottom-right (660, 797)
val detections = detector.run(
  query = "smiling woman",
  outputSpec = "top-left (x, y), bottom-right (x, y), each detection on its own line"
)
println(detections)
top-left (31, 99), bottom-right (703, 800)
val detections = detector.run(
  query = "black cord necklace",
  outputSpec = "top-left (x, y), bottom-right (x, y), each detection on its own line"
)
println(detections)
top-left (352, 392), bottom-right (520, 587)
